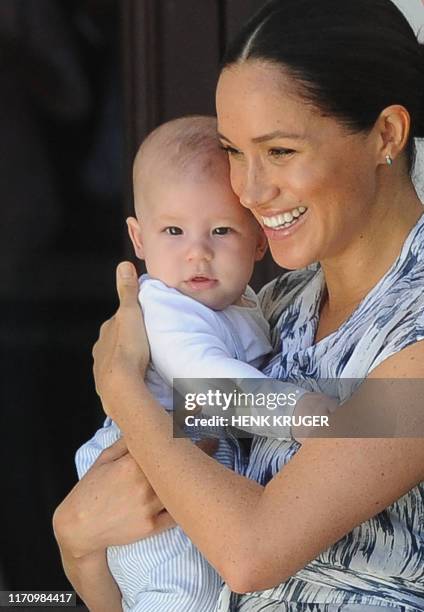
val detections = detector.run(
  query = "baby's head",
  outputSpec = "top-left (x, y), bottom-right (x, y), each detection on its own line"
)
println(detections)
top-left (127, 116), bottom-right (267, 310)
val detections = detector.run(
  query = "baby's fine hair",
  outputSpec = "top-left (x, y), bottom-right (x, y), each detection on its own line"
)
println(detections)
top-left (133, 115), bottom-right (224, 183)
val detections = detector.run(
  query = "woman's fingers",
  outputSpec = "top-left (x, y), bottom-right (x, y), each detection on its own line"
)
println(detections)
top-left (93, 437), bottom-right (129, 466)
top-left (154, 509), bottom-right (177, 534)
top-left (116, 262), bottom-right (139, 308)
top-left (114, 263), bottom-right (149, 362)
top-left (92, 262), bottom-right (151, 407)
top-left (92, 315), bottom-right (118, 396)
top-left (55, 452), bottom-right (170, 556)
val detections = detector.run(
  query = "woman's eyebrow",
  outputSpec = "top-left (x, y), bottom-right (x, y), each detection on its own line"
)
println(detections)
top-left (217, 130), bottom-right (304, 144)
top-left (251, 130), bottom-right (303, 143)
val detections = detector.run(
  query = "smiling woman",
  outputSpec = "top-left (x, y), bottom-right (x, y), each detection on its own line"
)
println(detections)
top-left (54, 1), bottom-right (424, 611)
top-left (217, 0), bottom-right (424, 339)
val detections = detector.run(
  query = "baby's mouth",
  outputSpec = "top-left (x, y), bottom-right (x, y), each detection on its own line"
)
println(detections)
top-left (190, 275), bottom-right (212, 282)
top-left (185, 276), bottom-right (218, 290)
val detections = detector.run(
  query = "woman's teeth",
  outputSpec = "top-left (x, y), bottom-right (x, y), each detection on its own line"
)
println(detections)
top-left (261, 206), bottom-right (307, 229)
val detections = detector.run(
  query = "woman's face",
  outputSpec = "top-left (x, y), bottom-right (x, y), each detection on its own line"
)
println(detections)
top-left (216, 61), bottom-right (379, 269)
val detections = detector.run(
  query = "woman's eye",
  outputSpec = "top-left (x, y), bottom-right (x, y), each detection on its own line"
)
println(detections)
top-left (164, 226), bottom-right (183, 235)
top-left (219, 144), bottom-right (243, 158)
top-left (268, 147), bottom-right (295, 159)
top-left (213, 227), bottom-right (232, 235)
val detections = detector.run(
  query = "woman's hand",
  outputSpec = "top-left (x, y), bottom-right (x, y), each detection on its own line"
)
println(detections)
top-left (93, 262), bottom-right (149, 409)
top-left (53, 437), bottom-right (176, 559)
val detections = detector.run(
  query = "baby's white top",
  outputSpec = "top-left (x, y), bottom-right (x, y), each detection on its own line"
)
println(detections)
top-left (139, 275), bottom-right (272, 411)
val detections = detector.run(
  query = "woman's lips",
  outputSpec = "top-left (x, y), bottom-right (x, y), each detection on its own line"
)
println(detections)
top-left (262, 207), bottom-right (309, 240)
top-left (185, 277), bottom-right (218, 291)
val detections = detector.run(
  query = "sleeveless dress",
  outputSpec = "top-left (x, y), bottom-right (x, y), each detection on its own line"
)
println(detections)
top-left (217, 212), bottom-right (424, 612)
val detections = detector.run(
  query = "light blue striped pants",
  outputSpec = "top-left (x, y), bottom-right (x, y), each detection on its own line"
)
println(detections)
top-left (75, 418), bottom-right (242, 611)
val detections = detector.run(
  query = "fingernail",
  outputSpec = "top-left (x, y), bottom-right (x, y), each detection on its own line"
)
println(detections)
top-left (119, 262), bottom-right (134, 278)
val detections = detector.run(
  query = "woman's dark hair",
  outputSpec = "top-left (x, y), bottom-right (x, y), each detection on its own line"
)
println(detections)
top-left (223, 0), bottom-right (424, 172)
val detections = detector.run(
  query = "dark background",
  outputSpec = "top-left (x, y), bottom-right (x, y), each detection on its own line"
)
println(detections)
top-left (0, 0), bottom-right (281, 595)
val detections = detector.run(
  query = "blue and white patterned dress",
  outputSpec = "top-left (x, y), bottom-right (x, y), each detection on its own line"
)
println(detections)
top-left (217, 212), bottom-right (424, 612)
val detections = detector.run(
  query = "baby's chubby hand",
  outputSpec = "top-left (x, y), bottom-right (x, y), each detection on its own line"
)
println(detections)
top-left (93, 262), bottom-right (150, 412)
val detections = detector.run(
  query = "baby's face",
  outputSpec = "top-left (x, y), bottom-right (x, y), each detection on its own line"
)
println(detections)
top-left (132, 170), bottom-right (266, 310)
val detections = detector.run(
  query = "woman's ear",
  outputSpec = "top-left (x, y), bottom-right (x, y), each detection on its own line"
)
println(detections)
top-left (126, 217), bottom-right (145, 260)
top-left (375, 104), bottom-right (410, 166)
top-left (254, 227), bottom-right (268, 261)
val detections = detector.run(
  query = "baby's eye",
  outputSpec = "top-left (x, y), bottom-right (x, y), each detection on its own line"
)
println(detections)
top-left (268, 147), bottom-right (295, 159)
top-left (164, 226), bottom-right (183, 235)
top-left (213, 227), bottom-right (232, 235)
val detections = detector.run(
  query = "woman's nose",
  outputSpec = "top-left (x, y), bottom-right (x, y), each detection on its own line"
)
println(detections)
top-left (236, 165), bottom-right (279, 210)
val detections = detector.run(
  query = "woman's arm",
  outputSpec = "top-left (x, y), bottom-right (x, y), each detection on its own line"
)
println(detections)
top-left (53, 544), bottom-right (122, 612)
top-left (95, 263), bottom-right (424, 593)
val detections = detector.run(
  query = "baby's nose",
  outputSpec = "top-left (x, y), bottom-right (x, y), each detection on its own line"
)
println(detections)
top-left (186, 240), bottom-right (213, 262)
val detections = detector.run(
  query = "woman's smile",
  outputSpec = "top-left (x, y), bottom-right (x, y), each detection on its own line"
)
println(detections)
top-left (260, 206), bottom-right (307, 229)
top-left (260, 206), bottom-right (309, 241)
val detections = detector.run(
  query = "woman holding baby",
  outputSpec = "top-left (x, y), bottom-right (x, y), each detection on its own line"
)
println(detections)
top-left (54, 0), bottom-right (424, 610)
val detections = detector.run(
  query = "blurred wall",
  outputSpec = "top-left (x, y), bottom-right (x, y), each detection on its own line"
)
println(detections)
top-left (0, 0), bottom-right (124, 593)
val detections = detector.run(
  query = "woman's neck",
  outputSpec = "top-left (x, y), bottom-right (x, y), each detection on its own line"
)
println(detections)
top-left (319, 180), bottom-right (423, 323)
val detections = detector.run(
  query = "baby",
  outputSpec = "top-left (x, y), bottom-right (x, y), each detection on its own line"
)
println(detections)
top-left (75, 116), bottom-right (311, 611)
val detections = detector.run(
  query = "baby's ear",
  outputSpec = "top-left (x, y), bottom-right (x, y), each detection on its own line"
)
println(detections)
top-left (127, 217), bottom-right (145, 260)
top-left (254, 227), bottom-right (268, 261)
